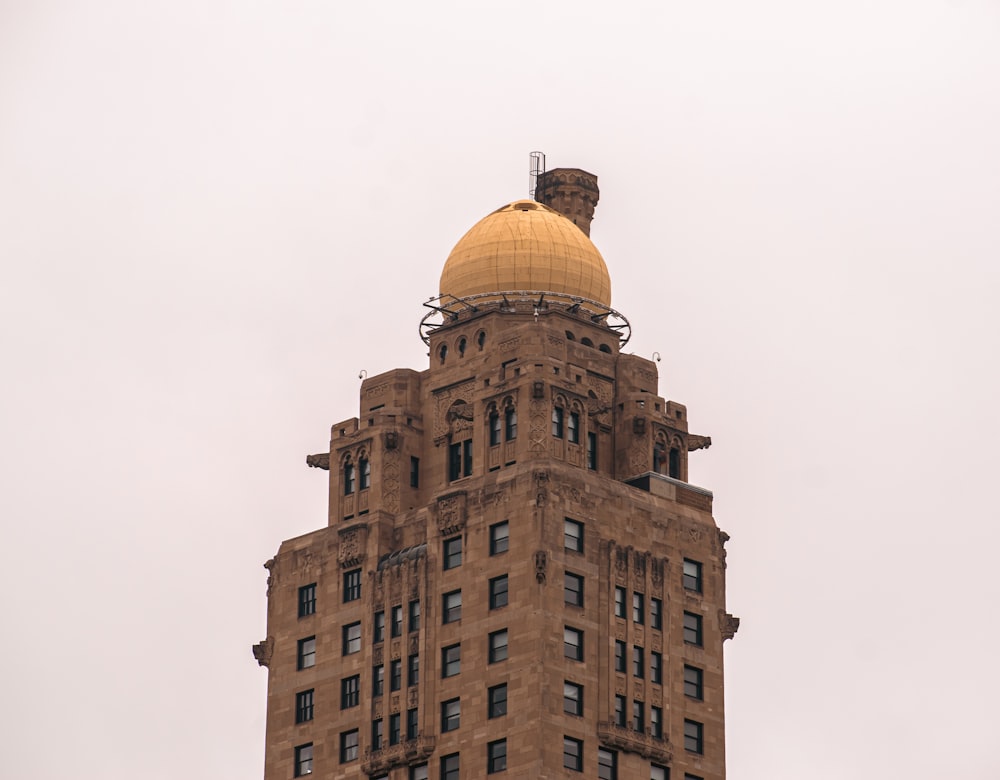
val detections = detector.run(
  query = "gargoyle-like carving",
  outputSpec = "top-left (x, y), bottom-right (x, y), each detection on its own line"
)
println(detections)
top-left (306, 452), bottom-right (330, 470)
top-left (720, 610), bottom-right (741, 641)
top-left (534, 550), bottom-right (548, 583)
top-left (252, 636), bottom-right (274, 668)
top-left (263, 557), bottom-right (277, 596)
top-left (688, 434), bottom-right (712, 451)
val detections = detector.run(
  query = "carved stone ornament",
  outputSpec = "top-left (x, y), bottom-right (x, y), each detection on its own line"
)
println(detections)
top-left (688, 433), bottom-right (712, 451)
top-left (533, 469), bottom-right (550, 507)
top-left (306, 452), bottom-right (330, 470)
top-left (263, 557), bottom-right (277, 596)
top-left (361, 736), bottom-right (436, 777)
top-left (528, 398), bottom-right (547, 454)
top-left (720, 610), bottom-right (741, 641)
top-left (252, 636), bottom-right (274, 668)
top-left (382, 446), bottom-right (400, 514)
top-left (339, 524), bottom-right (368, 569)
top-left (534, 550), bottom-right (548, 583)
top-left (650, 558), bottom-right (664, 589)
top-left (718, 529), bottom-right (731, 568)
top-left (434, 492), bottom-right (467, 536)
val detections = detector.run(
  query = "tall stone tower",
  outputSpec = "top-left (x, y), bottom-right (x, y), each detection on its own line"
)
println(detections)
top-left (253, 169), bottom-right (739, 780)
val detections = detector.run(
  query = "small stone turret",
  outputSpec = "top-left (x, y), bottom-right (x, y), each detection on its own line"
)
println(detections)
top-left (534, 167), bottom-right (600, 237)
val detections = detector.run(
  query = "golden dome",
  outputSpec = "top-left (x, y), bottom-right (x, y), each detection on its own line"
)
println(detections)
top-left (439, 200), bottom-right (611, 307)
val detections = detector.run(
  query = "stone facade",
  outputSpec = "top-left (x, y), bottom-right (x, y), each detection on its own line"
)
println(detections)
top-left (255, 180), bottom-right (738, 780)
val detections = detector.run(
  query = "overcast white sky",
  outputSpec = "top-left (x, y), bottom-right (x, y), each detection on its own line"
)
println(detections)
top-left (2, 1), bottom-right (999, 778)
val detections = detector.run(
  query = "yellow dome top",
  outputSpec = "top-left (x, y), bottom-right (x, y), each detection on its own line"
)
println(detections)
top-left (439, 200), bottom-right (611, 306)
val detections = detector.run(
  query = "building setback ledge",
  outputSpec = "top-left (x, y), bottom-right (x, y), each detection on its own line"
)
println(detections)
top-left (597, 721), bottom-right (673, 764)
top-left (361, 736), bottom-right (435, 776)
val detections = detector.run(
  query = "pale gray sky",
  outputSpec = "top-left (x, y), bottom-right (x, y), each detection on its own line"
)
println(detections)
top-left (2, 1), bottom-right (999, 778)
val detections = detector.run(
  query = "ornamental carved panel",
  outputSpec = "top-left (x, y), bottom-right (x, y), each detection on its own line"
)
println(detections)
top-left (434, 492), bottom-right (467, 536)
top-left (338, 524), bottom-right (368, 569)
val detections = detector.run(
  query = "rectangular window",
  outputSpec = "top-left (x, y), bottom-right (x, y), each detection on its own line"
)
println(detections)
top-left (372, 665), bottom-right (384, 697)
top-left (552, 406), bottom-right (564, 438)
top-left (632, 700), bottom-right (645, 732)
top-left (614, 587), bottom-right (626, 618)
top-left (294, 743), bottom-right (313, 777)
top-left (564, 518), bottom-right (583, 552)
top-left (408, 653), bottom-right (419, 686)
top-left (443, 536), bottom-right (462, 569)
top-left (410, 764), bottom-right (428, 780)
top-left (632, 645), bottom-right (644, 678)
top-left (489, 629), bottom-right (508, 663)
top-left (614, 694), bottom-right (626, 727)
top-left (563, 736), bottom-right (583, 771)
top-left (341, 675), bottom-right (360, 709)
top-left (490, 412), bottom-right (501, 446)
top-left (410, 456), bottom-right (419, 488)
top-left (344, 569), bottom-right (361, 604)
top-left (443, 590), bottom-right (462, 623)
top-left (343, 622), bottom-right (361, 654)
top-left (407, 707), bottom-right (418, 739)
top-left (651, 651), bottom-right (662, 684)
top-left (297, 636), bottom-right (316, 670)
top-left (448, 442), bottom-right (461, 481)
top-left (564, 571), bottom-right (584, 607)
top-left (684, 720), bottom-right (704, 754)
top-left (373, 611), bottom-right (385, 643)
top-left (684, 665), bottom-right (704, 699)
top-left (359, 456), bottom-right (370, 490)
top-left (651, 764), bottom-right (668, 780)
top-left (490, 521), bottom-right (509, 555)
top-left (632, 592), bottom-right (644, 624)
top-left (650, 597), bottom-right (662, 630)
top-left (371, 718), bottom-right (383, 750)
top-left (295, 689), bottom-right (314, 723)
top-left (442, 643), bottom-right (461, 677)
top-left (685, 776), bottom-right (704, 780)
top-left (391, 605), bottom-right (403, 637)
top-left (389, 712), bottom-right (401, 745)
top-left (488, 683), bottom-right (508, 718)
top-left (489, 575), bottom-right (509, 609)
top-left (390, 659), bottom-right (401, 692)
top-left (340, 729), bottom-right (359, 763)
top-left (651, 706), bottom-right (663, 739)
top-left (487, 739), bottom-right (507, 774)
top-left (344, 462), bottom-right (356, 495)
top-left (298, 584), bottom-right (316, 617)
top-left (683, 611), bottom-right (703, 646)
top-left (568, 410), bottom-right (580, 443)
top-left (564, 626), bottom-right (583, 661)
top-left (614, 640), bottom-right (626, 673)
top-left (586, 431), bottom-right (597, 470)
top-left (409, 600), bottom-right (421, 631)
top-left (505, 407), bottom-right (517, 440)
top-left (598, 748), bottom-right (617, 780)
top-left (683, 559), bottom-right (703, 592)
top-left (441, 753), bottom-right (460, 780)
top-left (441, 697), bottom-right (460, 731)
top-left (563, 681), bottom-right (583, 716)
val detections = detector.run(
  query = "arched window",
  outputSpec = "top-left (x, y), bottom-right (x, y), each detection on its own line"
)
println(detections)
top-left (552, 404), bottom-right (564, 439)
top-left (359, 455), bottom-right (371, 490)
top-left (567, 406), bottom-right (580, 444)
top-left (669, 447), bottom-right (681, 479)
top-left (489, 407), bottom-right (501, 446)
top-left (458, 337), bottom-right (467, 357)
top-left (581, 337), bottom-right (594, 348)
top-left (477, 330), bottom-right (486, 350)
top-left (504, 404), bottom-right (517, 441)
top-left (599, 344), bottom-right (612, 354)
top-left (439, 344), bottom-right (447, 364)
top-left (344, 458), bottom-right (356, 495)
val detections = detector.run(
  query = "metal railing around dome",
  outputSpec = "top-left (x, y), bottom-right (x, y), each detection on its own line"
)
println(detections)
top-left (419, 291), bottom-right (631, 347)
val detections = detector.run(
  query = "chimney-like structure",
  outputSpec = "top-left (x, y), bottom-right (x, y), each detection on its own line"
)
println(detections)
top-left (534, 167), bottom-right (600, 237)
